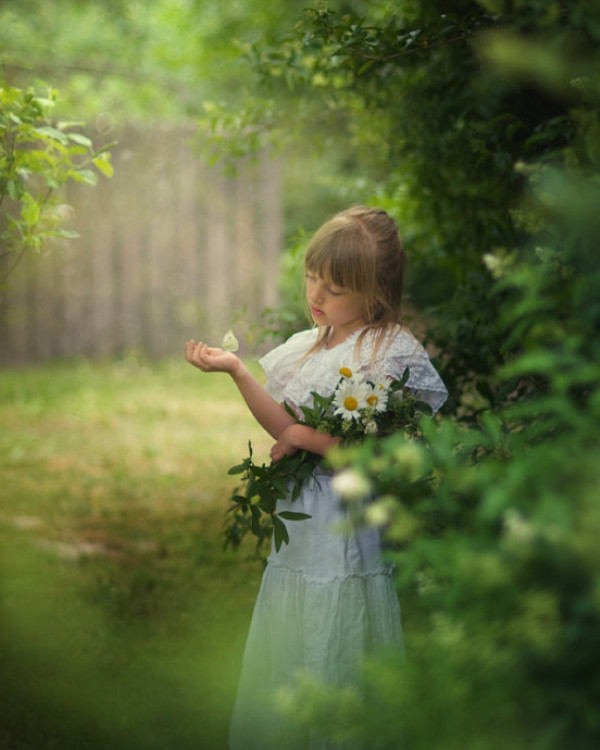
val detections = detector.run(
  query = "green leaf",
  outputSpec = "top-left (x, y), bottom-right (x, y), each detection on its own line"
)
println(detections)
top-left (69, 169), bottom-right (98, 186)
top-left (357, 59), bottom-right (376, 75)
top-left (92, 141), bottom-right (118, 157)
top-left (284, 401), bottom-right (299, 420)
top-left (415, 400), bottom-right (432, 415)
top-left (57, 120), bottom-right (86, 130)
top-left (271, 477), bottom-right (290, 494)
top-left (66, 145), bottom-right (89, 157)
top-left (93, 156), bottom-right (114, 178)
top-left (272, 514), bottom-right (290, 552)
top-left (33, 125), bottom-right (68, 145)
top-left (291, 478), bottom-right (304, 501)
top-left (7, 180), bottom-right (23, 200)
top-left (259, 493), bottom-right (277, 514)
top-left (57, 229), bottom-right (80, 239)
top-left (299, 404), bottom-right (316, 422)
top-left (67, 132), bottom-right (93, 148)
top-left (21, 194), bottom-right (40, 227)
top-left (277, 511), bottom-right (312, 521)
top-left (228, 463), bottom-right (248, 475)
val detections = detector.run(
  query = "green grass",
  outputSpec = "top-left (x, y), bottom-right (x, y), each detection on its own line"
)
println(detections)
top-left (0, 356), bottom-right (273, 750)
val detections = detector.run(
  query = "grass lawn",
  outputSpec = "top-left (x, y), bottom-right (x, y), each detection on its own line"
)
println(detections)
top-left (0, 355), bottom-right (273, 750)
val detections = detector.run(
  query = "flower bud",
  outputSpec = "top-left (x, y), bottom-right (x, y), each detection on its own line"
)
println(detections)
top-left (365, 499), bottom-right (393, 527)
top-left (393, 442), bottom-right (424, 481)
top-left (364, 419), bottom-right (378, 435)
top-left (332, 469), bottom-right (372, 502)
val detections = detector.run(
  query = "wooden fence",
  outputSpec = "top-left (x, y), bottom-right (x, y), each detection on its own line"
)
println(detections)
top-left (0, 124), bottom-right (283, 364)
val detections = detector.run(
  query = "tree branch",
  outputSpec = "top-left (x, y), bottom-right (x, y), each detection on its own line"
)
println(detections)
top-left (355, 31), bottom-right (478, 64)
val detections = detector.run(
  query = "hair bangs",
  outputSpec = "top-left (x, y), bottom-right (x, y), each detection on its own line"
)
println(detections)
top-left (305, 222), bottom-right (375, 293)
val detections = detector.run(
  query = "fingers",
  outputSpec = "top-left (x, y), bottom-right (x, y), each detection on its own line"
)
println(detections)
top-left (185, 339), bottom-right (209, 369)
top-left (184, 339), bottom-right (197, 362)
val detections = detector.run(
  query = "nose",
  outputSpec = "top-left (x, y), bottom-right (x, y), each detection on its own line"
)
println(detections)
top-left (309, 289), bottom-right (323, 306)
top-left (308, 279), bottom-right (324, 304)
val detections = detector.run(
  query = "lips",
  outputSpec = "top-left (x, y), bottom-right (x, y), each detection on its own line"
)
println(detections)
top-left (310, 307), bottom-right (325, 317)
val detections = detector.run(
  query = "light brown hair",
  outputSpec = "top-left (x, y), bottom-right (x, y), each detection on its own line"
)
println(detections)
top-left (304, 205), bottom-right (406, 358)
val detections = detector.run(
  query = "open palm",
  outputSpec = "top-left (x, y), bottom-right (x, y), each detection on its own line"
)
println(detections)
top-left (185, 340), bottom-right (240, 374)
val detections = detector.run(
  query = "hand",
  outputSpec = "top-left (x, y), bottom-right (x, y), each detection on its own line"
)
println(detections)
top-left (185, 339), bottom-right (240, 374)
top-left (271, 424), bottom-right (340, 462)
top-left (270, 424), bottom-right (302, 462)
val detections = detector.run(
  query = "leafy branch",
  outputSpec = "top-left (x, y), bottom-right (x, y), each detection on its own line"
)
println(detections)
top-left (224, 441), bottom-right (315, 556)
top-left (0, 83), bottom-right (115, 283)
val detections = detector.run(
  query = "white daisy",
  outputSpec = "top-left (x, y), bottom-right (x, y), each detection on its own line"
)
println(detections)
top-left (332, 378), bottom-right (370, 421)
top-left (365, 381), bottom-right (389, 412)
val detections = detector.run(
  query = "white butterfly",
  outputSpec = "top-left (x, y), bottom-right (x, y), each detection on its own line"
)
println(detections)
top-left (220, 329), bottom-right (239, 352)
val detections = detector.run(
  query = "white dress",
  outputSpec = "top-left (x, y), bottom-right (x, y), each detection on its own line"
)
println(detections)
top-left (229, 326), bottom-right (447, 750)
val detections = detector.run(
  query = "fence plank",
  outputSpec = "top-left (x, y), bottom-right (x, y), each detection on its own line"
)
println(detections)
top-left (0, 125), bottom-right (282, 365)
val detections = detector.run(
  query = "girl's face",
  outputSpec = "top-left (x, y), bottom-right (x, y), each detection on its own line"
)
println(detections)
top-left (305, 271), bottom-right (367, 335)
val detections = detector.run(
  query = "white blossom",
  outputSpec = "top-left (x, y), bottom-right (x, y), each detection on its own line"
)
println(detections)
top-left (364, 419), bottom-right (378, 435)
top-left (332, 378), bottom-right (370, 421)
top-left (332, 469), bottom-right (372, 502)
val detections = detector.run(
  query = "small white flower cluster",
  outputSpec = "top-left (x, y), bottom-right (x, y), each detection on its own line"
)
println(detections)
top-left (331, 366), bottom-right (390, 429)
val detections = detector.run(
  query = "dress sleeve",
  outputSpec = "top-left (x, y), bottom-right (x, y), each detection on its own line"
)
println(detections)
top-left (259, 329), bottom-right (318, 402)
top-left (368, 329), bottom-right (448, 414)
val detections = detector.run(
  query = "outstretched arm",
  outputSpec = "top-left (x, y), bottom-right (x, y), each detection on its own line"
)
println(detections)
top-left (185, 340), bottom-right (295, 439)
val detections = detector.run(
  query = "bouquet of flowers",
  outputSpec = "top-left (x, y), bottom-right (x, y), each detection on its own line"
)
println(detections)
top-left (224, 365), bottom-right (432, 556)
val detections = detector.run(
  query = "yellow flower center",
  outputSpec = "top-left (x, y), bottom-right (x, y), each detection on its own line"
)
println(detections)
top-left (339, 367), bottom-right (353, 378)
top-left (343, 396), bottom-right (359, 411)
top-left (367, 394), bottom-right (378, 407)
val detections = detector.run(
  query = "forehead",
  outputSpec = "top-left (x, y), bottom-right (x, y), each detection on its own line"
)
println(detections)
top-left (305, 255), bottom-right (350, 288)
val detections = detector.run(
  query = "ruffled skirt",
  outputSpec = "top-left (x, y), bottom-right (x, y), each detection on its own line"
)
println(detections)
top-left (229, 474), bottom-right (403, 750)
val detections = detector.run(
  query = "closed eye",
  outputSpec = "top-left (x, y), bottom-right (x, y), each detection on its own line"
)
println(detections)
top-left (305, 270), bottom-right (345, 295)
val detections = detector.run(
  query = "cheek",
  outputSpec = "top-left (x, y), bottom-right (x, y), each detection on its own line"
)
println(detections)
top-left (352, 296), bottom-right (367, 315)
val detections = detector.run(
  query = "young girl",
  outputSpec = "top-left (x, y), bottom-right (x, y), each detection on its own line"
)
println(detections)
top-left (185, 206), bottom-right (447, 749)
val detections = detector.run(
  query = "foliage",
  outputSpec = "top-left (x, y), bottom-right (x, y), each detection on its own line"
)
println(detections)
top-left (0, 0), bottom-right (312, 121)
top-left (224, 440), bottom-right (315, 555)
top-left (0, 82), bottom-right (114, 283)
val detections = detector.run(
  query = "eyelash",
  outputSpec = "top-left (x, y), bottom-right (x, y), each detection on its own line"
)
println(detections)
top-left (305, 273), bottom-right (343, 296)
